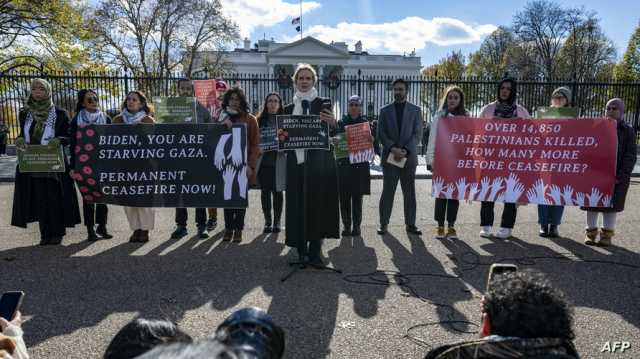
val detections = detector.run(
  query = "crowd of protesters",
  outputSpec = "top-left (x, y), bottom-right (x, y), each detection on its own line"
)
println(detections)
top-left (8, 67), bottom-right (637, 254)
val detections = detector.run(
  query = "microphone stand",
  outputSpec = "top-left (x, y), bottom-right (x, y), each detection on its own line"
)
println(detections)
top-left (280, 105), bottom-right (342, 282)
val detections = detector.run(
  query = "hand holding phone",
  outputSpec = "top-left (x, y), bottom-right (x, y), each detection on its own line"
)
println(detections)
top-left (486, 264), bottom-right (517, 292)
top-left (0, 291), bottom-right (25, 322)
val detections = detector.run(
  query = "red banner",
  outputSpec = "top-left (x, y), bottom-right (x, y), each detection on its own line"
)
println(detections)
top-left (432, 117), bottom-right (617, 207)
top-left (345, 122), bottom-right (374, 164)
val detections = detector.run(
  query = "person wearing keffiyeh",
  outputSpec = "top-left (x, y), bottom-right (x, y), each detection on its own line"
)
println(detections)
top-left (11, 78), bottom-right (81, 245)
top-left (112, 91), bottom-right (156, 243)
top-left (478, 78), bottom-right (531, 240)
top-left (69, 89), bottom-right (113, 242)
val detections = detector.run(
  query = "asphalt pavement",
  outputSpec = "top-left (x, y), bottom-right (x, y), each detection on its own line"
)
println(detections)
top-left (1, 179), bottom-right (640, 358)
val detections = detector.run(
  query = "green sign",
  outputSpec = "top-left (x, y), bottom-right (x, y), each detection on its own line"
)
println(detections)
top-left (153, 97), bottom-right (197, 123)
top-left (18, 144), bottom-right (65, 173)
top-left (334, 133), bottom-right (349, 159)
top-left (535, 107), bottom-right (579, 119)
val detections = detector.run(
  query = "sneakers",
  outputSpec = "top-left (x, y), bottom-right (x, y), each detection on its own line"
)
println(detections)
top-left (171, 226), bottom-right (188, 239)
top-left (495, 227), bottom-right (512, 239)
top-left (598, 228), bottom-right (614, 246)
top-left (197, 226), bottom-right (209, 239)
top-left (435, 226), bottom-right (446, 239)
top-left (206, 218), bottom-right (217, 232)
top-left (584, 228), bottom-right (598, 245)
top-left (479, 226), bottom-right (493, 238)
top-left (446, 227), bottom-right (458, 240)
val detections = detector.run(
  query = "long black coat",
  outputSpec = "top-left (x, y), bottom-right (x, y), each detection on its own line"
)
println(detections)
top-left (336, 114), bottom-right (371, 195)
top-left (283, 97), bottom-right (340, 248)
top-left (583, 120), bottom-right (637, 212)
top-left (11, 108), bottom-right (81, 228)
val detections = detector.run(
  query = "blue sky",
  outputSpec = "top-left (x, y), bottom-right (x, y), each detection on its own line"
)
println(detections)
top-left (221, 0), bottom-right (640, 67)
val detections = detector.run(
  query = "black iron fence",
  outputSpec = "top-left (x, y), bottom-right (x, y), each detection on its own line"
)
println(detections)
top-left (2, 71), bottom-right (640, 144)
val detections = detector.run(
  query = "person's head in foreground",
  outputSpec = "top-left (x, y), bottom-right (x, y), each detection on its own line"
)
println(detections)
top-left (425, 271), bottom-right (579, 359)
top-left (103, 318), bottom-right (192, 359)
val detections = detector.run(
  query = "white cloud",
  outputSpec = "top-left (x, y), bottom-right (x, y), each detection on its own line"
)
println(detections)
top-left (287, 17), bottom-right (497, 53)
top-left (221, 0), bottom-right (321, 39)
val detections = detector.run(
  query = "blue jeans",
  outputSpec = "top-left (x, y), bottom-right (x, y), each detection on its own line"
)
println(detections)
top-left (537, 205), bottom-right (564, 225)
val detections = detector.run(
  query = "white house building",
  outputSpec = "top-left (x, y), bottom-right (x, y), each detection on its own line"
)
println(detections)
top-left (191, 36), bottom-right (422, 78)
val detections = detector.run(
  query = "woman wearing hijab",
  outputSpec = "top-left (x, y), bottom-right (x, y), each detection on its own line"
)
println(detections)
top-left (284, 63), bottom-right (339, 266)
top-left (256, 93), bottom-right (286, 234)
top-left (218, 88), bottom-right (260, 243)
top-left (11, 78), bottom-right (81, 245)
top-left (112, 91), bottom-right (156, 243)
top-left (69, 89), bottom-right (113, 242)
top-left (478, 78), bottom-right (531, 239)
top-left (336, 95), bottom-right (371, 237)
top-left (537, 87), bottom-right (572, 238)
top-left (582, 98), bottom-right (637, 246)
top-left (427, 86), bottom-right (469, 240)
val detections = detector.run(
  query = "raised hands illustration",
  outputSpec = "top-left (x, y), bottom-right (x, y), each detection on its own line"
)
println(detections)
top-left (549, 184), bottom-right (563, 205)
top-left (526, 179), bottom-right (547, 204)
top-left (575, 192), bottom-right (586, 207)
top-left (487, 177), bottom-right (504, 202)
top-left (432, 177), bottom-right (444, 197)
top-left (477, 177), bottom-right (491, 201)
top-left (602, 194), bottom-right (612, 207)
top-left (587, 188), bottom-right (603, 207)
top-left (468, 182), bottom-right (480, 202)
top-left (504, 174), bottom-right (525, 203)
top-left (456, 178), bottom-right (468, 201)
top-left (442, 183), bottom-right (455, 199)
top-left (561, 185), bottom-right (574, 206)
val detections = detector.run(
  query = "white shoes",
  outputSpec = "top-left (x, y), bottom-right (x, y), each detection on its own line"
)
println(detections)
top-left (479, 226), bottom-right (493, 238)
top-left (495, 227), bottom-right (512, 239)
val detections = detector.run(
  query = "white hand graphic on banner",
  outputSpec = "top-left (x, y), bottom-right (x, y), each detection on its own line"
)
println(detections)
top-left (526, 179), bottom-right (547, 204)
top-left (432, 177), bottom-right (444, 197)
top-left (214, 134), bottom-right (231, 170)
top-left (504, 174), bottom-right (524, 203)
top-left (587, 188), bottom-right (603, 207)
top-left (223, 165), bottom-right (237, 200)
top-left (478, 177), bottom-right (491, 201)
top-left (443, 184), bottom-right (455, 199)
top-left (487, 177), bottom-right (504, 202)
top-left (456, 178), bottom-right (468, 201)
top-left (238, 166), bottom-right (248, 199)
top-left (230, 127), bottom-right (243, 166)
top-left (562, 185), bottom-right (575, 206)
top-left (468, 183), bottom-right (480, 202)
top-left (549, 185), bottom-right (563, 205)
top-left (602, 194), bottom-right (612, 207)
top-left (575, 192), bottom-right (586, 207)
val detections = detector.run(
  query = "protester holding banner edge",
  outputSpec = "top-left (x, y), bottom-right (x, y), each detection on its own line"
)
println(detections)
top-left (11, 78), bottom-right (81, 245)
top-left (112, 90), bottom-right (156, 243)
top-left (336, 95), bottom-right (371, 237)
top-left (478, 78), bottom-right (531, 239)
top-left (427, 86), bottom-right (470, 240)
top-left (283, 63), bottom-right (340, 266)
top-left (536, 87), bottom-right (573, 238)
top-left (69, 89), bottom-right (113, 242)
top-left (256, 93), bottom-right (287, 234)
top-left (219, 87), bottom-right (260, 243)
top-left (581, 98), bottom-right (637, 246)
top-left (171, 78), bottom-right (212, 240)
top-left (206, 80), bottom-right (230, 233)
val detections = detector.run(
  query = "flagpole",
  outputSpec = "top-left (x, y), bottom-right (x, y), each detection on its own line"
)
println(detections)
top-left (299, 0), bottom-right (303, 39)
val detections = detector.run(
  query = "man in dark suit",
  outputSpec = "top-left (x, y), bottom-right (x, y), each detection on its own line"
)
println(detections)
top-left (376, 78), bottom-right (423, 235)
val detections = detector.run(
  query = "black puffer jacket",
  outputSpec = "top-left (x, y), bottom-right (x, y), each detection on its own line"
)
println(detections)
top-left (424, 336), bottom-right (580, 359)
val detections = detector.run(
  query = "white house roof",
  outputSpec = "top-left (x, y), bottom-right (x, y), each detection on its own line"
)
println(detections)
top-left (267, 36), bottom-right (350, 60)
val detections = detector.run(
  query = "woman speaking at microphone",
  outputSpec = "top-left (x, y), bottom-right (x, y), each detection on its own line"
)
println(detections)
top-left (283, 63), bottom-right (339, 266)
